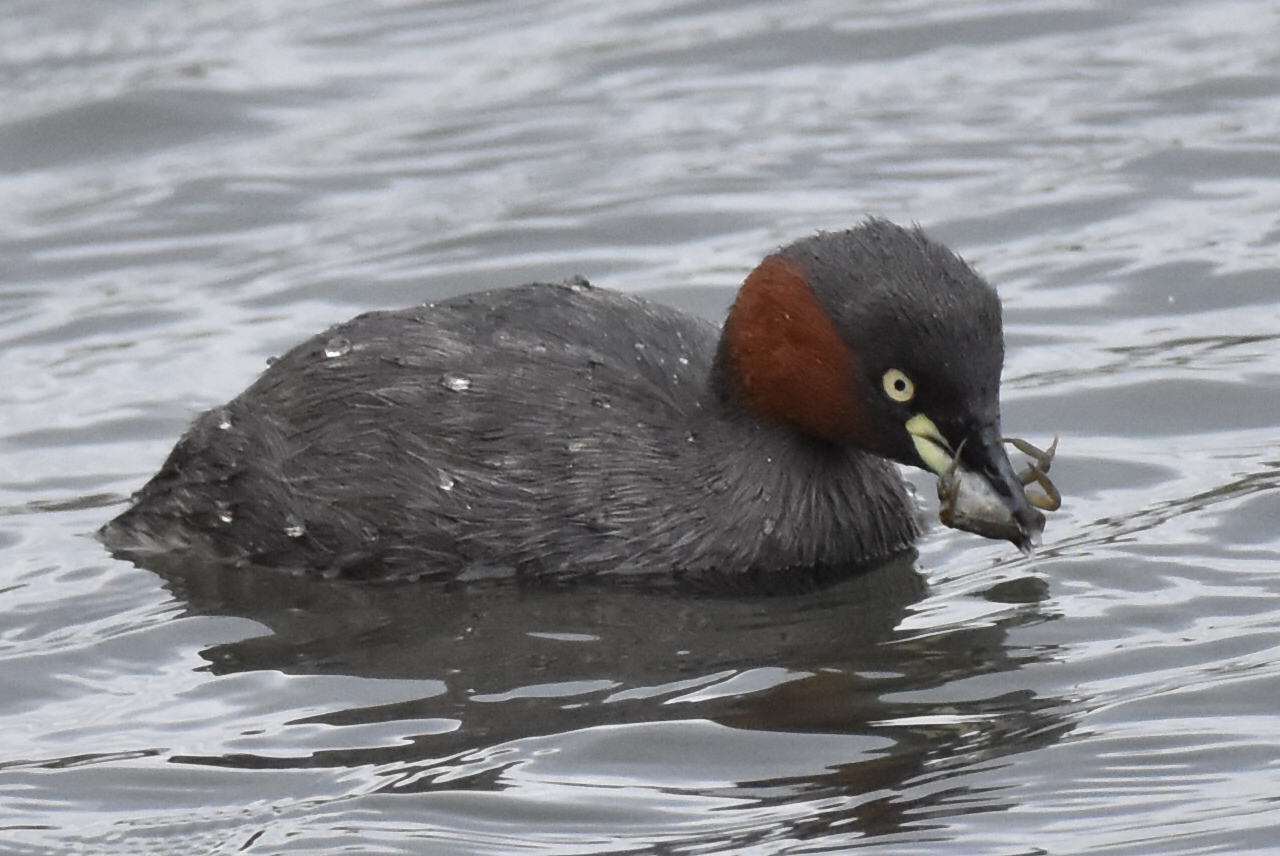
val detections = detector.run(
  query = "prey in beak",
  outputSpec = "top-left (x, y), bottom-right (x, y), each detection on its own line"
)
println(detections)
top-left (907, 415), bottom-right (1061, 551)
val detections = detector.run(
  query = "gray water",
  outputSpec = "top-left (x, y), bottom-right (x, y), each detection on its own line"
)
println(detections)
top-left (3, 1), bottom-right (1280, 853)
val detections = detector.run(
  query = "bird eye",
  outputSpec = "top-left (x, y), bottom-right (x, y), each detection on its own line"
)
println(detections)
top-left (882, 368), bottom-right (915, 403)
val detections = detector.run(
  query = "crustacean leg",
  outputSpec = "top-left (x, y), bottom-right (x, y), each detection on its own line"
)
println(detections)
top-left (1004, 435), bottom-right (1061, 512)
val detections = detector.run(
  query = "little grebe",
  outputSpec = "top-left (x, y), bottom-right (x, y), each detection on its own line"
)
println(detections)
top-left (101, 219), bottom-right (1047, 584)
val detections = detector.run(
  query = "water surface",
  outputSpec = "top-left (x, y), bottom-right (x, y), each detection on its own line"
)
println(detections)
top-left (3, 1), bottom-right (1280, 853)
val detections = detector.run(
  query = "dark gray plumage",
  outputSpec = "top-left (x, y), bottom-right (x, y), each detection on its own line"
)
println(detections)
top-left (102, 278), bottom-right (918, 583)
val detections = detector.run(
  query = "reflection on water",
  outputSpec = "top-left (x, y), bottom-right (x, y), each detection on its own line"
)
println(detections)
top-left (142, 552), bottom-right (1071, 844)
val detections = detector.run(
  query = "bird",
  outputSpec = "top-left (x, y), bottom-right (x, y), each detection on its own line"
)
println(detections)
top-left (100, 218), bottom-right (1042, 587)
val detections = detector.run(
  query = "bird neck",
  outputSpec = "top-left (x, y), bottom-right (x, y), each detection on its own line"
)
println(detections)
top-left (709, 254), bottom-right (870, 447)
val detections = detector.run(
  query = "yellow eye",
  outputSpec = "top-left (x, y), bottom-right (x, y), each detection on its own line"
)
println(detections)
top-left (882, 368), bottom-right (915, 403)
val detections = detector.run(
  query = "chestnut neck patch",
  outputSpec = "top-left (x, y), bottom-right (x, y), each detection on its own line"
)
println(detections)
top-left (719, 255), bottom-right (868, 445)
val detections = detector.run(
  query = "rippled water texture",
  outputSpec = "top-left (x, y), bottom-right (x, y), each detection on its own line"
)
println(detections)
top-left (3, 1), bottom-right (1280, 853)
